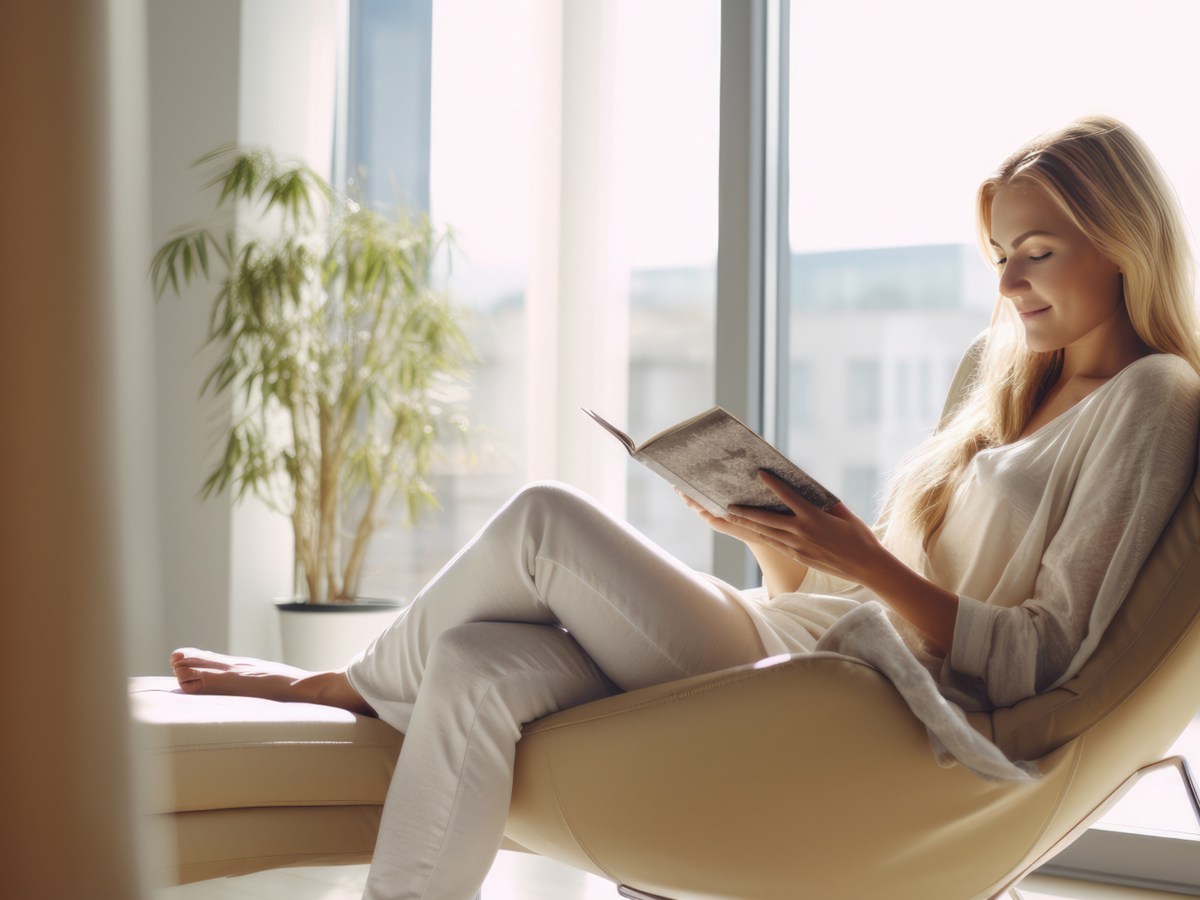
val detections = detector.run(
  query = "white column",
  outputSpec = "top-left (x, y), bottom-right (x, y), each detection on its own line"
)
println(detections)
top-left (526, 0), bottom-right (630, 514)
top-left (229, 0), bottom-right (343, 657)
top-left (148, 0), bottom-right (241, 658)
top-left (148, 0), bottom-right (342, 660)
top-left (523, 0), bottom-right (564, 484)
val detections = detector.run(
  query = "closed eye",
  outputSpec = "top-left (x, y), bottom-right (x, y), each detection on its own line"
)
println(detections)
top-left (996, 252), bottom-right (1051, 268)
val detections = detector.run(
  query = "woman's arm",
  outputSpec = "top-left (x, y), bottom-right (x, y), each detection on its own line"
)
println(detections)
top-left (749, 542), bottom-right (811, 598)
top-left (726, 472), bottom-right (959, 655)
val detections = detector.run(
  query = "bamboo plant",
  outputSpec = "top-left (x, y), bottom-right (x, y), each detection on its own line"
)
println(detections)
top-left (152, 146), bottom-right (472, 603)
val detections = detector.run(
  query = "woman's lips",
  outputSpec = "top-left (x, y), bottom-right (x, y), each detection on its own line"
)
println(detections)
top-left (1019, 306), bottom-right (1051, 319)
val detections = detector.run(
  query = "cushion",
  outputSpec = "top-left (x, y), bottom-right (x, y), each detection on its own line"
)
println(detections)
top-left (129, 676), bottom-right (403, 813)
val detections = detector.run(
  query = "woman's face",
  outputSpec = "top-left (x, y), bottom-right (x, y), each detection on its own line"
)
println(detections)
top-left (988, 181), bottom-right (1125, 356)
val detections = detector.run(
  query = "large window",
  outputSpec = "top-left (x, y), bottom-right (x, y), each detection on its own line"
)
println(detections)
top-left (342, 0), bottom-right (537, 597)
top-left (342, 0), bottom-right (720, 594)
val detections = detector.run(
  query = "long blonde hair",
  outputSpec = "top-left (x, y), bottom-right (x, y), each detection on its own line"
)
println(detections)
top-left (882, 115), bottom-right (1200, 550)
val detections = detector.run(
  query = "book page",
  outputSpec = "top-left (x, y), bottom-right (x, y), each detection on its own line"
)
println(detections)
top-left (638, 410), bottom-right (838, 514)
top-left (582, 409), bottom-right (635, 454)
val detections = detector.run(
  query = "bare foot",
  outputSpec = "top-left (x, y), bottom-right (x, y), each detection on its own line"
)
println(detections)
top-left (170, 648), bottom-right (376, 716)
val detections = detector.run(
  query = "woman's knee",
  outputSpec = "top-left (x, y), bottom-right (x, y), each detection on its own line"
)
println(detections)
top-left (425, 622), bottom-right (563, 682)
top-left (509, 480), bottom-right (593, 516)
top-left (502, 480), bottom-right (608, 537)
top-left (425, 622), bottom-right (611, 726)
top-left (425, 622), bottom-right (500, 677)
top-left (428, 621), bottom-right (601, 679)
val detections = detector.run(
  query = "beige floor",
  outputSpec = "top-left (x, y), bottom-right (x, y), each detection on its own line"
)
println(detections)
top-left (156, 854), bottom-right (610, 900)
top-left (155, 854), bottom-right (1192, 900)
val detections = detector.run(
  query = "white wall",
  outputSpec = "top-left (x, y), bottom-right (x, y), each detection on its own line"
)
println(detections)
top-left (228, 0), bottom-right (342, 658)
top-left (148, 0), bottom-right (341, 665)
top-left (148, 0), bottom-right (241, 662)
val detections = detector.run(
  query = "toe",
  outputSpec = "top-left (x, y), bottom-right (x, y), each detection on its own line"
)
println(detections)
top-left (170, 647), bottom-right (200, 666)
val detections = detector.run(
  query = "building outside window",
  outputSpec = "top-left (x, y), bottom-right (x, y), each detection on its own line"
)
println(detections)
top-left (841, 465), bottom-right (880, 524)
top-left (789, 360), bottom-right (812, 428)
top-left (846, 359), bottom-right (882, 427)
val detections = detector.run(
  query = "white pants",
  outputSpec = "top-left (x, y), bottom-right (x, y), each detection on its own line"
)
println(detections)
top-left (345, 481), bottom-right (766, 900)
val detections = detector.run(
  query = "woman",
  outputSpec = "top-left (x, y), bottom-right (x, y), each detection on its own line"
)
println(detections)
top-left (173, 116), bottom-right (1200, 900)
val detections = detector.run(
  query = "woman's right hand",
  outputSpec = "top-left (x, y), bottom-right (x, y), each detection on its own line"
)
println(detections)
top-left (675, 489), bottom-right (769, 546)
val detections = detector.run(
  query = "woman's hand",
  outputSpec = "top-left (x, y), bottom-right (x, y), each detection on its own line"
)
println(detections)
top-left (726, 471), bottom-right (887, 585)
top-left (731, 471), bottom-right (959, 654)
top-left (676, 488), bottom-right (772, 546)
top-left (676, 487), bottom-right (810, 597)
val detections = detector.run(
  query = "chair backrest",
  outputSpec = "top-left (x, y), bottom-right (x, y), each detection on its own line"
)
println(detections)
top-left (940, 335), bottom-right (1200, 762)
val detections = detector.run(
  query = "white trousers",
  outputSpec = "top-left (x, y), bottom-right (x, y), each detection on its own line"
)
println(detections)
top-left (345, 481), bottom-right (766, 900)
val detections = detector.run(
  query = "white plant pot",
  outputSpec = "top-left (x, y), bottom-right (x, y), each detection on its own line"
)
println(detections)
top-left (276, 599), bottom-right (407, 672)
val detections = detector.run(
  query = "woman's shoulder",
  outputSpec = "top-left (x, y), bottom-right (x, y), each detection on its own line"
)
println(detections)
top-left (1111, 352), bottom-right (1200, 398)
top-left (1102, 353), bottom-right (1200, 438)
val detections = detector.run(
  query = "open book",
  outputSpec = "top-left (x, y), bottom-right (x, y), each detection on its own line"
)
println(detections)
top-left (585, 406), bottom-right (839, 516)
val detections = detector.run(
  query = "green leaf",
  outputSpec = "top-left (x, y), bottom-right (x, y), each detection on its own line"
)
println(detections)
top-left (154, 140), bottom-right (477, 589)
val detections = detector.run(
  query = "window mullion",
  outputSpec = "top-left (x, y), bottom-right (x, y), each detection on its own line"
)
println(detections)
top-left (715, 0), bottom-right (787, 587)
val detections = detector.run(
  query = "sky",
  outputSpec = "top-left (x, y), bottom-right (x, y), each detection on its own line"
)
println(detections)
top-left (426, 0), bottom-right (1200, 278)
top-left (789, 0), bottom-right (1200, 254)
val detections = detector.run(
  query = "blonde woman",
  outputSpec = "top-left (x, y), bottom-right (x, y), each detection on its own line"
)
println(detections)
top-left (173, 116), bottom-right (1200, 900)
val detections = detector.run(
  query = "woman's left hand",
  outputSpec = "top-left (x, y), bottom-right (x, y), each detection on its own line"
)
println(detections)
top-left (726, 470), bottom-right (890, 586)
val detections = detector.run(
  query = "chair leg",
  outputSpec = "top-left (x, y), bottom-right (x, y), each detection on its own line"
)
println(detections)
top-left (1163, 754), bottom-right (1200, 826)
top-left (1126, 754), bottom-right (1200, 826)
top-left (618, 886), bottom-right (673, 900)
top-left (621, 884), bottom-right (1028, 900)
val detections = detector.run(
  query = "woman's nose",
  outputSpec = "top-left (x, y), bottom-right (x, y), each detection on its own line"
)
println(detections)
top-left (998, 262), bottom-right (1028, 298)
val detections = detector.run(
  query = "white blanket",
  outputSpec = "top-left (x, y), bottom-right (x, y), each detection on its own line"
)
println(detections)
top-left (815, 601), bottom-right (1037, 780)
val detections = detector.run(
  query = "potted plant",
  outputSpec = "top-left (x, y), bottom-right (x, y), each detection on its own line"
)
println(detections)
top-left (152, 146), bottom-right (472, 667)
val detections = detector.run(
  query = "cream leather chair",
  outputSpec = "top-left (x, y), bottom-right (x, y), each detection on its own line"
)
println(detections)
top-left (132, 337), bottom-right (1200, 898)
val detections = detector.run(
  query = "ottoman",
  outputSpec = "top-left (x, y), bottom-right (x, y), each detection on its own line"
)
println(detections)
top-left (129, 676), bottom-right (404, 885)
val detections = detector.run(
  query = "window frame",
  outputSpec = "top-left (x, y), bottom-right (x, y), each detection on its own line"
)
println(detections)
top-left (714, 0), bottom-right (788, 587)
